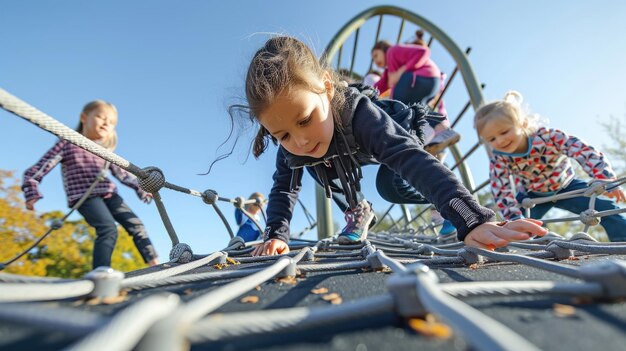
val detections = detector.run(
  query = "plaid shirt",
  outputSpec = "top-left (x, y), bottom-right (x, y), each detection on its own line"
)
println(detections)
top-left (22, 140), bottom-right (148, 207)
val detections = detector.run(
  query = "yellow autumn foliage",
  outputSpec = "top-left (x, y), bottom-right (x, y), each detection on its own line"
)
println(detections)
top-left (0, 170), bottom-right (148, 278)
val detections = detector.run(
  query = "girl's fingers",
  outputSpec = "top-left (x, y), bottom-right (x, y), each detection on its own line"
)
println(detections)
top-left (465, 231), bottom-right (503, 249)
top-left (505, 219), bottom-right (548, 236)
top-left (494, 226), bottom-right (532, 241)
top-left (468, 229), bottom-right (508, 248)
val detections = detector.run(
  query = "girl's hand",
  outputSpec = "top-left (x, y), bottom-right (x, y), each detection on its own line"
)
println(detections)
top-left (25, 199), bottom-right (36, 211)
top-left (605, 188), bottom-right (626, 203)
top-left (142, 193), bottom-right (153, 204)
top-left (387, 66), bottom-right (407, 87)
top-left (464, 218), bottom-right (548, 250)
top-left (252, 239), bottom-right (290, 257)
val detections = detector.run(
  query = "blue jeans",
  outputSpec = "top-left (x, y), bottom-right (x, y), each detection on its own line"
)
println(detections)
top-left (517, 179), bottom-right (626, 241)
top-left (78, 193), bottom-right (157, 268)
top-left (393, 74), bottom-right (440, 127)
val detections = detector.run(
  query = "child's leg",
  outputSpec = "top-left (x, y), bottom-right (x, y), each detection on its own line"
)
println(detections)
top-left (548, 179), bottom-right (626, 241)
top-left (105, 193), bottom-right (158, 263)
top-left (392, 74), bottom-right (440, 106)
top-left (77, 197), bottom-right (119, 269)
top-left (375, 165), bottom-right (429, 204)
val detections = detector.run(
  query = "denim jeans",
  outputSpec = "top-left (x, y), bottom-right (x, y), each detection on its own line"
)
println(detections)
top-left (392, 74), bottom-right (440, 127)
top-left (77, 193), bottom-right (157, 268)
top-left (517, 179), bottom-right (626, 242)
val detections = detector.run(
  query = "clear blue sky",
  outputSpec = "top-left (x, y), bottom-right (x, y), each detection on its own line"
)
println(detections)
top-left (2, 1), bottom-right (625, 258)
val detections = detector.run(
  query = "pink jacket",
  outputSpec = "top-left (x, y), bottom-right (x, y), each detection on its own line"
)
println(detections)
top-left (374, 44), bottom-right (441, 96)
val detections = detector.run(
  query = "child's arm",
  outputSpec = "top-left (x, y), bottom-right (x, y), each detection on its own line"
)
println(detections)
top-left (22, 140), bottom-right (66, 210)
top-left (489, 158), bottom-right (524, 219)
top-left (553, 128), bottom-right (625, 202)
top-left (353, 96), bottom-right (546, 248)
top-left (110, 165), bottom-right (151, 203)
top-left (464, 218), bottom-right (547, 249)
top-left (234, 208), bottom-right (247, 227)
top-left (252, 149), bottom-right (301, 256)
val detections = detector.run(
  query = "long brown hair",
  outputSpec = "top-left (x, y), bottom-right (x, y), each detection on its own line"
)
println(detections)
top-left (240, 36), bottom-right (347, 158)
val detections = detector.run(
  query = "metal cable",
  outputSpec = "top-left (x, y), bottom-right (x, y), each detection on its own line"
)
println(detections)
top-left (121, 251), bottom-right (225, 288)
top-left (65, 294), bottom-right (180, 351)
top-left (0, 280), bottom-right (94, 302)
top-left (187, 295), bottom-right (394, 343)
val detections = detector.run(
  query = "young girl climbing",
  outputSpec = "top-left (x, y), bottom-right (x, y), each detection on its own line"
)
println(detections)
top-left (475, 91), bottom-right (626, 241)
top-left (229, 36), bottom-right (546, 256)
top-left (22, 100), bottom-right (159, 268)
top-left (234, 192), bottom-right (266, 242)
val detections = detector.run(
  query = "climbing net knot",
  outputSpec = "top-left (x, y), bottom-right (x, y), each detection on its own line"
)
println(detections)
top-left (202, 189), bottom-right (219, 205)
top-left (138, 166), bottom-right (165, 194)
top-left (169, 243), bottom-right (193, 263)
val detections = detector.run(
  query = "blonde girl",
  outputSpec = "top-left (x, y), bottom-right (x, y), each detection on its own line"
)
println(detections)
top-left (22, 100), bottom-right (159, 268)
top-left (475, 91), bottom-right (626, 241)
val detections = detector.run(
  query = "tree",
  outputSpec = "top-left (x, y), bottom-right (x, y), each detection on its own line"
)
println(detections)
top-left (0, 170), bottom-right (149, 278)
top-left (600, 114), bottom-right (626, 177)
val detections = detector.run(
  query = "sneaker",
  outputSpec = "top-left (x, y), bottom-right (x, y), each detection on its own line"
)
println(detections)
top-left (439, 219), bottom-right (457, 236)
top-left (425, 128), bottom-right (461, 155)
top-left (438, 219), bottom-right (458, 243)
top-left (337, 200), bottom-right (376, 244)
top-left (430, 209), bottom-right (445, 226)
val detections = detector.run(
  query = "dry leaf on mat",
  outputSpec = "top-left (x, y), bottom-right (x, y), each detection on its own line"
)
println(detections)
top-left (240, 295), bottom-right (260, 304)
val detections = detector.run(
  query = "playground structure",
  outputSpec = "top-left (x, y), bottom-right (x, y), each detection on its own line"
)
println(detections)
top-left (2, 5), bottom-right (626, 351)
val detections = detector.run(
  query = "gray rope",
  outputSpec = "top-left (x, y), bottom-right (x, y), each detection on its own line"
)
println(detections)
top-left (298, 260), bottom-right (370, 272)
top-left (553, 241), bottom-right (626, 254)
top-left (0, 302), bottom-right (103, 335)
top-left (0, 280), bottom-right (94, 302)
top-left (465, 247), bottom-right (581, 278)
top-left (0, 88), bottom-right (141, 174)
top-left (414, 267), bottom-right (542, 351)
top-left (65, 294), bottom-right (179, 351)
top-left (125, 268), bottom-right (264, 291)
top-left (0, 272), bottom-right (68, 283)
top-left (397, 257), bottom-right (465, 265)
top-left (442, 281), bottom-right (604, 298)
top-left (121, 251), bottom-right (226, 288)
top-left (138, 254), bottom-right (303, 351)
top-left (187, 295), bottom-right (394, 342)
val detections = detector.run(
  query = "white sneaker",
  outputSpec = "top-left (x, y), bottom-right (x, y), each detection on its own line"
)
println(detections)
top-left (425, 128), bottom-right (461, 155)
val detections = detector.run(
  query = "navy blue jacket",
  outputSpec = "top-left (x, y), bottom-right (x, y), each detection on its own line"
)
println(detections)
top-left (264, 88), bottom-right (495, 243)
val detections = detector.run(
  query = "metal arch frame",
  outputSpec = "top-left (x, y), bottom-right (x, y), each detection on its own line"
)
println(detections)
top-left (316, 5), bottom-right (485, 238)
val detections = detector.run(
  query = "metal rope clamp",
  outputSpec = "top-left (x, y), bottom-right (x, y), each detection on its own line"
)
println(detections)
top-left (579, 209), bottom-right (601, 226)
top-left (578, 260), bottom-right (626, 299)
top-left (85, 266), bottom-right (125, 298)
top-left (277, 257), bottom-right (298, 279)
top-left (545, 242), bottom-right (573, 260)
top-left (387, 263), bottom-right (437, 317)
top-left (457, 248), bottom-right (483, 265)
top-left (520, 197), bottom-right (536, 210)
top-left (366, 250), bottom-right (387, 271)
